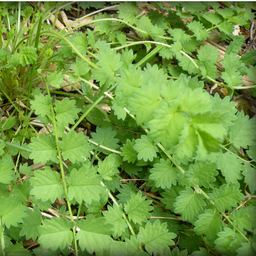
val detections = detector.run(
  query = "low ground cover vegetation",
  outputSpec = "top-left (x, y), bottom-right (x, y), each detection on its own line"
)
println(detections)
top-left (0, 2), bottom-right (256, 255)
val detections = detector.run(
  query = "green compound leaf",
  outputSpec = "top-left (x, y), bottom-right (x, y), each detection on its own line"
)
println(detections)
top-left (5, 242), bottom-right (32, 256)
top-left (71, 58), bottom-right (91, 76)
top-left (230, 205), bottom-right (256, 232)
top-left (71, 33), bottom-right (88, 54)
top-left (19, 46), bottom-right (37, 66)
top-left (19, 206), bottom-right (42, 240)
top-left (217, 152), bottom-right (243, 183)
top-left (0, 196), bottom-right (27, 228)
top-left (103, 204), bottom-right (127, 237)
top-left (187, 21), bottom-right (210, 41)
top-left (214, 227), bottom-right (245, 256)
top-left (91, 126), bottom-right (119, 155)
top-left (97, 154), bottom-right (120, 180)
top-left (28, 134), bottom-right (57, 165)
top-left (117, 2), bottom-right (138, 25)
top-left (92, 45), bottom-right (123, 87)
top-left (149, 158), bottom-right (178, 189)
top-left (30, 167), bottom-right (63, 203)
top-left (243, 162), bottom-right (256, 194)
top-left (54, 98), bottom-right (80, 127)
top-left (174, 187), bottom-right (206, 222)
top-left (128, 83), bottom-right (161, 125)
top-left (59, 131), bottom-right (91, 163)
top-left (120, 139), bottom-right (137, 163)
top-left (221, 69), bottom-right (242, 87)
top-left (194, 209), bottom-right (223, 241)
top-left (47, 71), bottom-right (64, 88)
top-left (30, 94), bottom-right (52, 117)
top-left (38, 217), bottom-right (74, 251)
top-left (66, 166), bottom-right (104, 204)
top-left (0, 155), bottom-right (14, 184)
top-left (76, 215), bottom-right (113, 254)
top-left (124, 191), bottom-right (153, 225)
top-left (229, 110), bottom-right (256, 149)
top-left (185, 161), bottom-right (218, 188)
top-left (139, 220), bottom-right (176, 255)
top-left (209, 183), bottom-right (244, 212)
top-left (133, 135), bottom-right (158, 162)
top-left (197, 45), bottom-right (220, 63)
top-left (247, 65), bottom-right (256, 82)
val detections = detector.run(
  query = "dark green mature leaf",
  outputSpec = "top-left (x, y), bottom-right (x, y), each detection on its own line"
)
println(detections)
top-left (139, 220), bottom-right (176, 255)
top-left (0, 196), bottom-right (27, 228)
top-left (30, 167), bottom-right (63, 203)
top-left (209, 183), bottom-right (244, 212)
top-left (120, 139), bottom-right (137, 163)
top-left (187, 21), bottom-right (209, 41)
top-left (76, 215), bottom-right (113, 254)
top-left (133, 135), bottom-right (158, 162)
top-left (194, 209), bottom-right (223, 240)
top-left (150, 159), bottom-right (178, 188)
top-left (66, 166), bottom-right (104, 204)
top-left (71, 33), bottom-right (88, 54)
top-left (28, 134), bottom-right (56, 165)
top-left (19, 206), bottom-right (42, 240)
top-left (243, 162), bottom-right (256, 193)
top-left (124, 191), bottom-right (153, 225)
top-left (0, 155), bottom-right (14, 184)
top-left (117, 2), bottom-right (138, 25)
top-left (174, 187), bottom-right (206, 222)
top-left (38, 217), bottom-right (74, 251)
top-left (59, 131), bottom-right (91, 163)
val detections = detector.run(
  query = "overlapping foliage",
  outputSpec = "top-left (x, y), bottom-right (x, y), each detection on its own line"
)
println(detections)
top-left (0, 2), bottom-right (256, 256)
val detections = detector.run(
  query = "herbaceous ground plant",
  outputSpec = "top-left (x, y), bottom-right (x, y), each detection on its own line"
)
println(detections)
top-left (0, 2), bottom-right (256, 256)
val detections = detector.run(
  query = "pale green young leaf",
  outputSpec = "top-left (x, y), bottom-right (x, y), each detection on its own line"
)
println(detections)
top-left (117, 2), bottom-right (138, 25)
top-left (19, 206), bottom-right (42, 240)
top-left (59, 131), bottom-right (91, 163)
top-left (38, 217), bottom-right (74, 251)
top-left (229, 108), bottom-right (256, 148)
top-left (202, 12), bottom-right (222, 25)
top-left (215, 227), bottom-right (244, 256)
top-left (91, 126), bottom-right (119, 155)
top-left (139, 220), bottom-right (176, 255)
top-left (176, 54), bottom-right (198, 74)
top-left (97, 154), bottom-right (120, 180)
top-left (133, 135), bottom-right (158, 162)
top-left (191, 247), bottom-right (212, 256)
top-left (147, 101), bottom-right (188, 150)
top-left (185, 161), bottom-right (218, 188)
top-left (209, 183), bottom-right (244, 212)
top-left (116, 65), bottom-right (143, 98)
top-left (149, 159), bottom-right (178, 189)
top-left (230, 205), bottom-right (256, 232)
top-left (218, 21), bottom-right (234, 35)
top-left (187, 21), bottom-right (209, 41)
top-left (120, 139), bottom-right (137, 163)
top-left (174, 187), bottom-right (206, 222)
top-left (0, 155), bottom-right (14, 184)
top-left (71, 58), bottom-right (90, 76)
top-left (217, 152), bottom-right (243, 183)
top-left (94, 13), bottom-right (112, 34)
top-left (30, 167), bottom-right (63, 203)
top-left (28, 134), bottom-right (56, 165)
top-left (222, 53), bottom-right (245, 72)
top-left (194, 209), bottom-right (223, 240)
top-left (217, 8), bottom-right (233, 19)
top-left (240, 50), bottom-right (256, 65)
top-left (76, 215), bottom-right (113, 254)
top-left (47, 71), bottom-right (64, 88)
top-left (0, 196), bottom-right (27, 228)
top-left (125, 236), bottom-right (149, 256)
top-left (243, 162), bottom-right (256, 193)
top-left (0, 48), bottom-right (10, 61)
top-left (103, 204), bottom-right (127, 237)
top-left (112, 98), bottom-right (127, 120)
top-left (19, 46), bottom-right (37, 66)
top-left (30, 94), bottom-right (52, 117)
top-left (70, 33), bottom-right (88, 54)
top-left (54, 98), bottom-right (80, 127)
top-left (128, 83), bottom-right (161, 125)
top-left (199, 62), bottom-right (218, 79)
top-left (66, 166), bottom-right (104, 204)
top-left (247, 145), bottom-right (256, 161)
top-left (197, 45), bottom-right (220, 63)
top-left (124, 191), bottom-right (153, 225)
top-left (168, 28), bottom-right (190, 42)
top-left (93, 46), bottom-right (122, 87)
top-left (136, 15), bottom-right (153, 39)
top-left (226, 36), bottom-right (244, 55)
